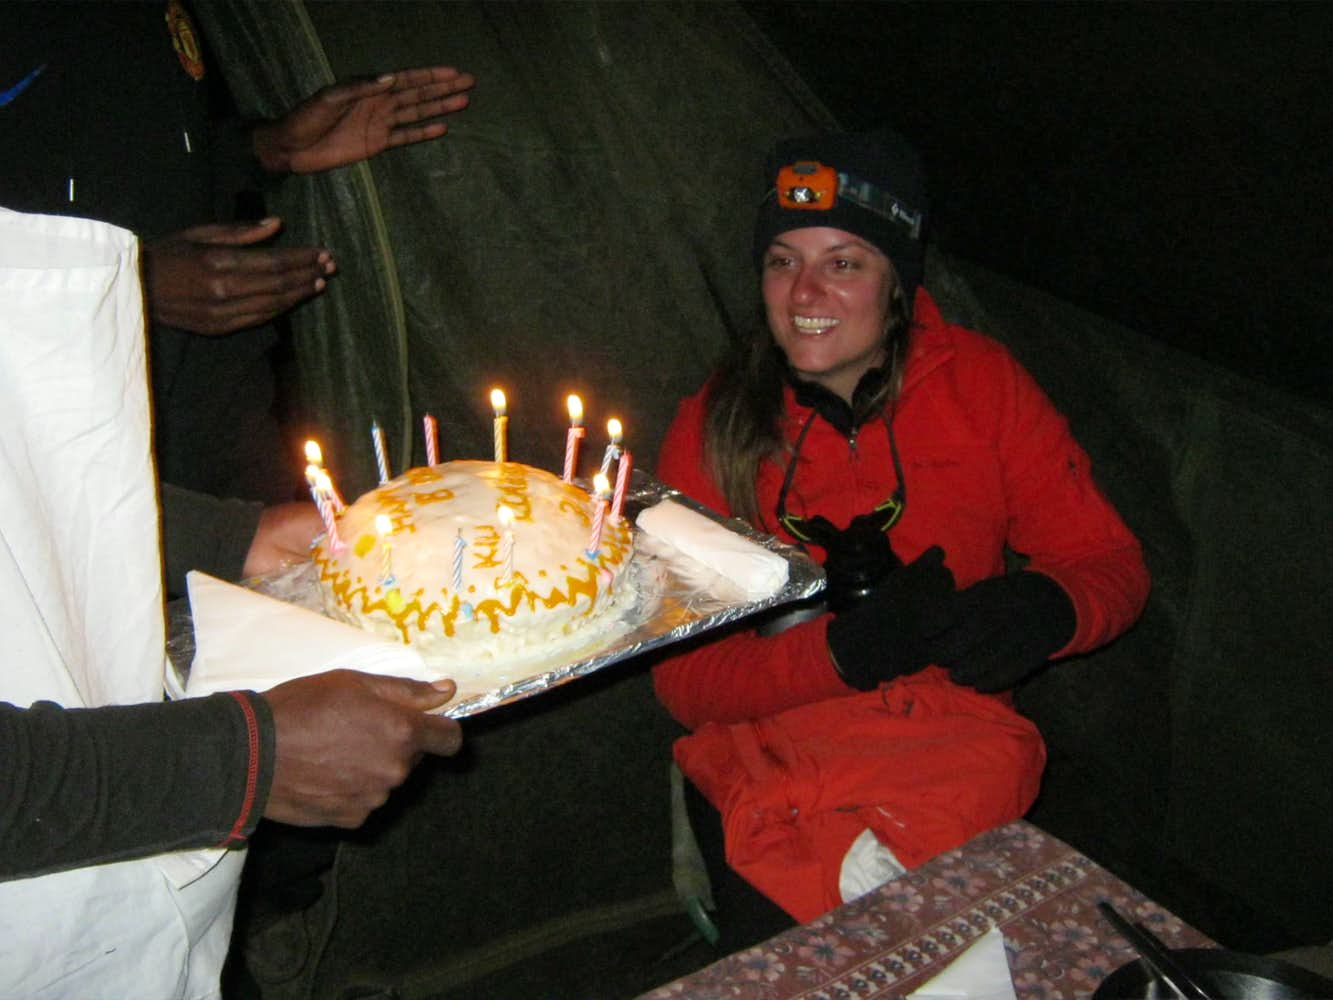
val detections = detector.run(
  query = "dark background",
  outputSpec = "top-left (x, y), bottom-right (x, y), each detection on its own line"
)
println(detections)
top-left (745, 2), bottom-right (1332, 409)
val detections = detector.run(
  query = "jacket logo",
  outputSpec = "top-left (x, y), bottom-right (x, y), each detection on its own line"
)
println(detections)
top-left (165, 0), bottom-right (206, 81)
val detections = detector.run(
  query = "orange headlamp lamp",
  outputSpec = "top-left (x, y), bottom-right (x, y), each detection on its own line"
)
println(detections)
top-left (777, 161), bottom-right (838, 210)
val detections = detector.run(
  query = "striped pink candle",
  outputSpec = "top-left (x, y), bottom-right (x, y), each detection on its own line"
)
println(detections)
top-left (585, 473), bottom-right (611, 558)
top-left (610, 448), bottom-right (632, 522)
top-left (313, 471), bottom-right (343, 551)
top-left (562, 394), bottom-right (584, 482)
top-left (423, 413), bottom-right (439, 466)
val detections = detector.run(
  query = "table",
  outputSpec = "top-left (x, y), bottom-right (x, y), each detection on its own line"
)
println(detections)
top-left (641, 820), bottom-right (1215, 999)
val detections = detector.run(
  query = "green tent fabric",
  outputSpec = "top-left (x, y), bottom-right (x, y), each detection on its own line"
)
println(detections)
top-left (930, 254), bottom-right (1333, 948)
top-left (199, 0), bottom-right (834, 495)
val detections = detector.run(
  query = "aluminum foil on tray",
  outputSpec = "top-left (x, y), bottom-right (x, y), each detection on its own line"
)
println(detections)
top-left (167, 470), bottom-right (824, 718)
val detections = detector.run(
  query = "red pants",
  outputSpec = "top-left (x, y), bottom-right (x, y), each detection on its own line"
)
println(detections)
top-left (674, 671), bottom-right (1045, 922)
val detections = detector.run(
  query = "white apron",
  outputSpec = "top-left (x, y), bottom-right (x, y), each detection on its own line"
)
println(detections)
top-left (0, 208), bottom-right (243, 1000)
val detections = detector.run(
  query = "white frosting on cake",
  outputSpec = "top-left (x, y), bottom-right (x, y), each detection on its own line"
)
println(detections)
top-left (312, 460), bottom-right (633, 665)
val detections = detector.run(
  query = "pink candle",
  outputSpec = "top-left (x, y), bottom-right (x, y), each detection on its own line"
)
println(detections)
top-left (423, 413), bottom-right (439, 466)
top-left (610, 448), bottom-right (632, 522)
top-left (585, 472), bottom-right (611, 558)
top-left (313, 471), bottom-right (343, 551)
top-left (562, 394), bottom-right (585, 482)
top-left (304, 440), bottom-right (345, 510)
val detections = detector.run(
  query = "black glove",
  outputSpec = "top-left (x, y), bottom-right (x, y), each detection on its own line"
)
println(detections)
top-left (924, 571), bottom-right (1076, 693)
top-left (826, 546), bottom-right (957, 690)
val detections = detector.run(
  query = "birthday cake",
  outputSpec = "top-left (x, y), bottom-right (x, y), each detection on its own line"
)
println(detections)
top-left (311, 460), bottom-right (634, 665)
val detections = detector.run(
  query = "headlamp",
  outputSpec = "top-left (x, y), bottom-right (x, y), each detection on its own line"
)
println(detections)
top-left (772, 160), bottom-right (924, 241)
top-left (777, 161), bottom-right (838, 210)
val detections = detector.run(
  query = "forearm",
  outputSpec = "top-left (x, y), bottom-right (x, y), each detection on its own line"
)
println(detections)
top-left (0, 692), bottom-right (274, 881)
top-left (160, 482), bottom-right (264, 598)
top-left (652, 616), bottom-right (850, 729)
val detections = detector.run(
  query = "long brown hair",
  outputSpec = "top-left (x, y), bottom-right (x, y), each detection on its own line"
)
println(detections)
top-left (702, 288), bottom-right (911, 525)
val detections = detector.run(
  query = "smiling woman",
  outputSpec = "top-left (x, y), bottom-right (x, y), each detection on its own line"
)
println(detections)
top-left (650, 126), bottom-right (1149, 947)
top-left (761, 227), bottom-right (895, 402)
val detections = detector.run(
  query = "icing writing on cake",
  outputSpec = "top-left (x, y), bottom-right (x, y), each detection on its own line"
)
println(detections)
top-left (312, 460), bottom-right (633, 664)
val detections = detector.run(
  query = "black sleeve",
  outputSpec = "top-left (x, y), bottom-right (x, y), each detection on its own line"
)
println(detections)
top-left (0, 691), bottom-right (275, 882)
top-left (160, 482), bottom-right (264, 599)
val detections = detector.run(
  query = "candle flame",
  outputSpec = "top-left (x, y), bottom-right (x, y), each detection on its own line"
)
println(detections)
top-left (375, 514), bottom-right (393, 537)
top-left (490, 388), bottom-right (507, 415)
top-left (567, 394), bottom-right (583, 425)
top-left (304, 440), bottom-right (323, 465)
top-left (606, 417), bottom-right (622, 443)
top-left (496, 504), bottom-right (515, 528)
top-left (314, 470), bottom-right (334, 492)
top-left (593, 472), bottom-right (611, 497)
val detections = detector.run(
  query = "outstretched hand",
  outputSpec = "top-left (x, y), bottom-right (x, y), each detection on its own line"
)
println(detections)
top-left (142, 218), bottom-right (334, 335)
top-left (262, 670), bottom-right (464, 828)
top-left (252, 66), bottom-right (476, 175)
top-left (243, 501), bottom-right (324, 578)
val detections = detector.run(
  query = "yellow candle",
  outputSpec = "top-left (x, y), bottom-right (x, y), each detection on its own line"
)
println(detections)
top-left (490, 388), bottom-right (508, 463)
top-left (374, 513), bottom-right (394, 584)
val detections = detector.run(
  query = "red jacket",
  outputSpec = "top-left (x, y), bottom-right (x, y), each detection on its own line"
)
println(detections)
top-left (653, 289), bottom-right (1150, 730)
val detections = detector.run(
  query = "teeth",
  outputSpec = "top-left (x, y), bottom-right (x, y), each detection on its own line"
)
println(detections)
top-left (793, 316), bottom-right (838, 332)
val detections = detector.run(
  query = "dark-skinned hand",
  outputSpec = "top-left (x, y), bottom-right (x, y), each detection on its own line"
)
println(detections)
top-left (242, 502), bottom-right (324, 579)
top-left (141, 218), bottom-right (334, 335)
top-left (261, 670), bottom-right (463, 829)
top-left (251, 65), bottom-right (476, 175)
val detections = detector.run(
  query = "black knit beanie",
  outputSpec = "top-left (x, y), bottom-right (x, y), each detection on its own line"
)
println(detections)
top-left (753, 128), bottom-right (929, 306)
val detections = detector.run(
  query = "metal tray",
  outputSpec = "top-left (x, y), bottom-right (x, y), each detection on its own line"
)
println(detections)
top-left (168, 469), bottom-right (824, 718)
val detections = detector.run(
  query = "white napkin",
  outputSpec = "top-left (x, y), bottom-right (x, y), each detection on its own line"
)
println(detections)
top-left (907, 927), bottom-right (1017, 1000)
top-left (635, 498), bottom-right (789, 599)
top-left (183, 571), bottom-right (428, 697)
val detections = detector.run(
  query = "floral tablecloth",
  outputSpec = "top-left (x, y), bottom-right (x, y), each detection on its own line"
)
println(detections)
top-left (641, 820), bottom-right (1215, 999)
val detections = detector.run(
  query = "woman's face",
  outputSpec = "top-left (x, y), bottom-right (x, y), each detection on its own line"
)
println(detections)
top-left (761, 226), bottom-right (898, 403)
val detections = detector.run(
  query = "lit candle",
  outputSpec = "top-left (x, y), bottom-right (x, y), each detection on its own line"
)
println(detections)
top-left (303, 440), bottom-right (344, 510)
top-left (313, 470), bottom-right (343, 551)
top-left (611, 447), bottom-right (633, 522)
top-left (585, 472), bottom-right (611, 558)
top-left (423, 413), bottom-right (440, 466)
top-left (374, 513), bottom-right (395, 585)
top-left (371, 421), bottom-right (390, 483)
top-left (562, 394), bottom-right (585, 482)
top-left (496, 504), bottom-right (516, 583)
top-left (452, 528), bottom-right (467, 592)
top-left (599, 417), bottom-right (623, 477)
top-left (490, 388), bottom-right (508, 463)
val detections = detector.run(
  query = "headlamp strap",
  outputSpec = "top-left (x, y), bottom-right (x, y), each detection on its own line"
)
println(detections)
top-left (773, 161), bottom-right (924, 241)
